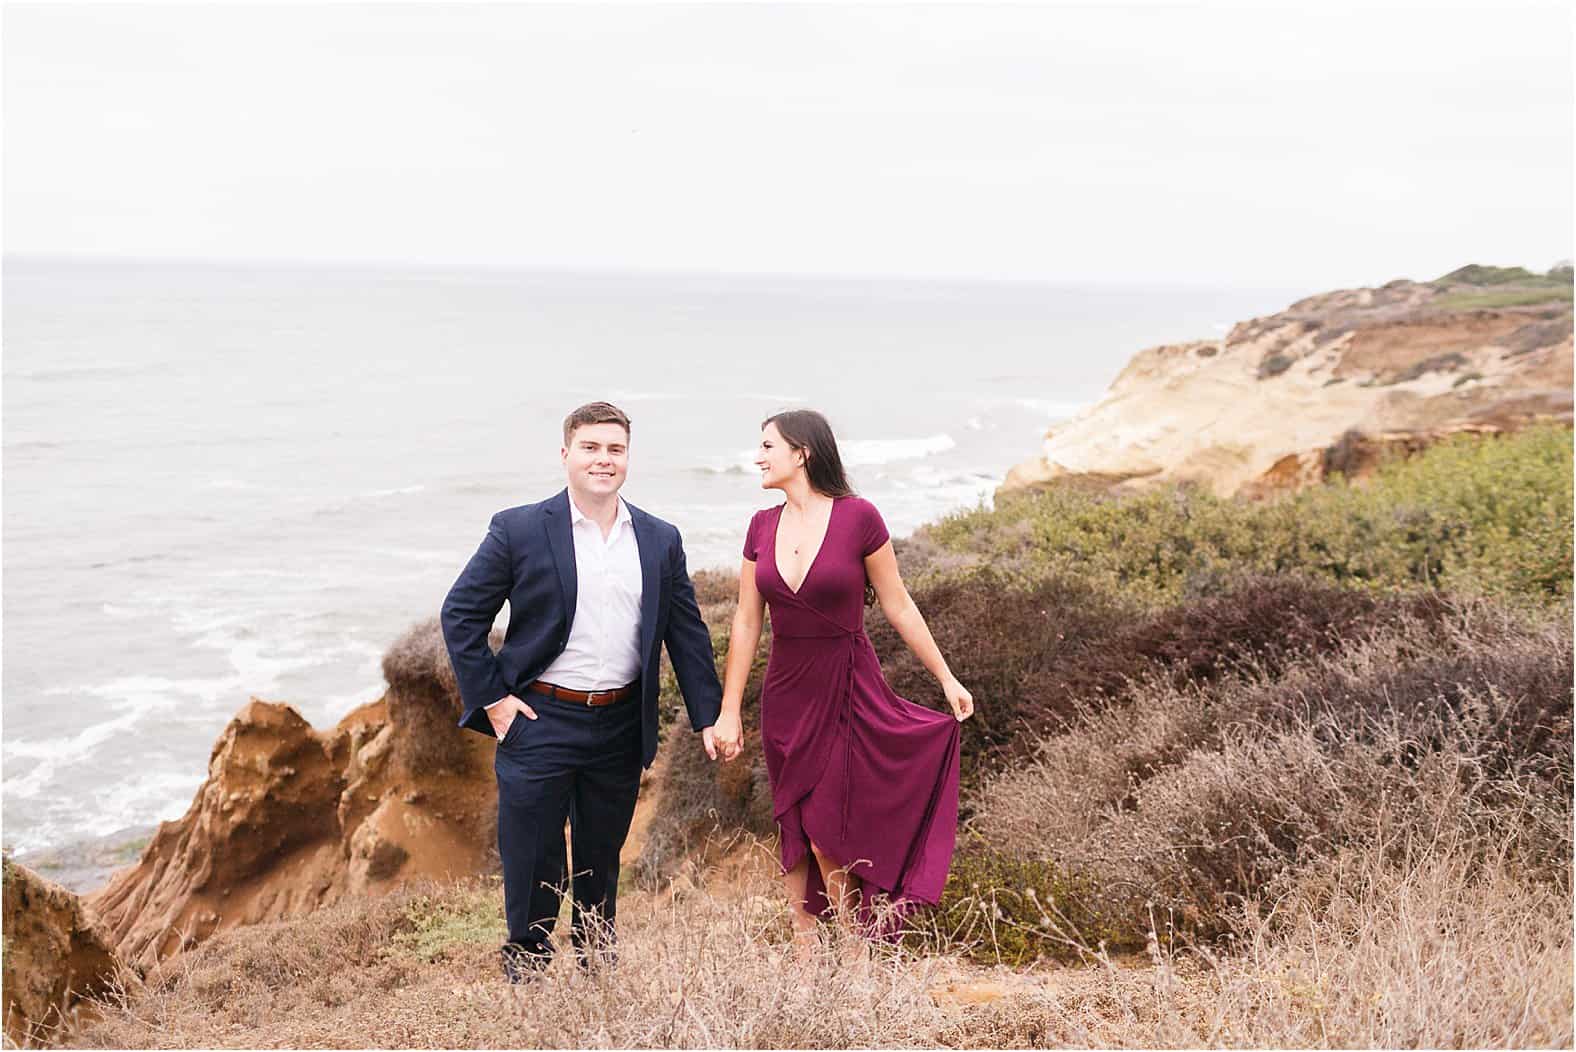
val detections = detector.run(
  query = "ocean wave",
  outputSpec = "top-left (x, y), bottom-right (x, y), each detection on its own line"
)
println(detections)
top-left (440, 478), bottom-right (518, 497)
top-left (8, 677), bottom-right (202, 777)
top-left (361, 484), bottom-right (426, 499)
top-left (309, 483), bottom-right (428, 519)
top-left (5, 771), bottom-right (201, 858)
top-left (840, 434), bottom-right (957, 467)
top-left (691, 458), bottom-right (754, 476)
top-left (694, 433), bottom-right (957, 475)
top-left (1011, 398), bottom-right (1089, 420)
top-left (86, 552), bottom-right (184, 570)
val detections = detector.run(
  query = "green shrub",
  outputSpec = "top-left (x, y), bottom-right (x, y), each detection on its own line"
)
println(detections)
top-left (384, 883), bottom-right (505, 962)
top-left (1432, 287), bottom-right (1573, 310)
top-left (905, 836), bottom-right (1133, 964)
top-left (917, 424), bottom-right (1572, 607)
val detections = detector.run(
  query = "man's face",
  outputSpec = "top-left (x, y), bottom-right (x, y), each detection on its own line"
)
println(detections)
top-left (562, 422), bottom-right (630, 498)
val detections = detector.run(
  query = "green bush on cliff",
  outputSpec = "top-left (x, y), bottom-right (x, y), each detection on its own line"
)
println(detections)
top-left (1432, 287), bottom-right (1574, 310)
top-left (1431, 263), bottom-right (1574, 288)
top-left (918, 424), bottom-right (1572, 608)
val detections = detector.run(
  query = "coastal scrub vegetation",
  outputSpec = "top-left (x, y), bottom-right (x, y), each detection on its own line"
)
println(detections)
top-left (909, 423), bottom-right (1572, 607)
top-left (1428, 263), bottom-right (1575, 309)
top-left (632, 422), bottom-right (1572, 1044)
top-left (62, 424), bottom-right (1573, 1048)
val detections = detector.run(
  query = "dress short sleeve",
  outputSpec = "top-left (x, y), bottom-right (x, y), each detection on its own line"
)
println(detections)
top-left (743, 509), bottom-right (762, 561)
top-left (855, 498), bottom-right (890, 557)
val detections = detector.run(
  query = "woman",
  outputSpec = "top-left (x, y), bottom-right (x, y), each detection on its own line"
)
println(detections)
top-left (710, 409), bottom-right (973, 953)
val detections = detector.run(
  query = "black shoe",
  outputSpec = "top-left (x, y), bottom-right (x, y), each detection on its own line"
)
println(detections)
top-left (571, 943), bottom-right (619, 972)
top-left (500, 942), bottom-right (551, 984)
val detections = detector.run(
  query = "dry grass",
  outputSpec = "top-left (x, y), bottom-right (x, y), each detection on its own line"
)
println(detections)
top-left (380, 616), bottom-right (491, 774)
top-left (68, 859), bottom-right (971, 1049)
top-left (964, 596), bottom-right (1571, 947)
top-left (914, 836), bottom-right (1573, 1048)
top-left (61, 823), bottom-right (1571, 1049)
top-left (54, 429), bottom-right (1572, 1048)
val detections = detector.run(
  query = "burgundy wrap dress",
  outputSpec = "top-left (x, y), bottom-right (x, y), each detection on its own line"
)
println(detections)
top-left (743, 495), bottom-right (962, 932)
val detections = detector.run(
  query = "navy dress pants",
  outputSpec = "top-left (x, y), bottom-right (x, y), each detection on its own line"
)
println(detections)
top-left (493, 690), bottom-right (643, 961)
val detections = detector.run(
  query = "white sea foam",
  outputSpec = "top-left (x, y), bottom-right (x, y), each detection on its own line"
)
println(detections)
top-left (9, 771), bottom-right (204, 857)
top-left (318, 685), bottom-right (387, 719)
top-left (83, 771), bottom-right (202, 833)
top-left (1012, 398), bottom-right (1089, 420)
top-left (5, 679), bottom-right (195, 788)
top-left (308, 484), bottom-right (428, 519)
top-left (840, 434), bottom-right (957, 467)
top-left (697, 433), bottom-right (957, 475)
top-left (694, 455), bottom-right (754, 475)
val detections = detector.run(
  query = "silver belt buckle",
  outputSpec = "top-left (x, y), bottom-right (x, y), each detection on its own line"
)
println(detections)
top-left (585, 689), bottom-right (603, 706)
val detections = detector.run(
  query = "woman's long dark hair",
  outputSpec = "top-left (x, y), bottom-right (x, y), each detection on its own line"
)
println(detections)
top-left (762, 409), bottom-right (855, 498)
top-left (762, 409), bottom-right (877, 606)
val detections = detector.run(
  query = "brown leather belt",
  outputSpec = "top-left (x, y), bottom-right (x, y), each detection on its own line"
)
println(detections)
top-left (527, 679), bottom-right (637, 706)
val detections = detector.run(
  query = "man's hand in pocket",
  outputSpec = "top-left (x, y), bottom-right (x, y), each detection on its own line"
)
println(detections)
top-left (487, 695), bottom-right (539, 741)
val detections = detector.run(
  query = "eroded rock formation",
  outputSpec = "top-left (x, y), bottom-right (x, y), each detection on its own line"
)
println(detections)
top-left (2, 858), bottom-right (122, 1047)
top-left (84, 619), bottom-right (500, 970)
top-left (1003, 265), bottom-right (1574, 498)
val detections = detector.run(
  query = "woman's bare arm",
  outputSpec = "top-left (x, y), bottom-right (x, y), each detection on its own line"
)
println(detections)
top-left (865, 542), bottom-right (974, 719)
top-left (714, 558), bottom-right (766, 757)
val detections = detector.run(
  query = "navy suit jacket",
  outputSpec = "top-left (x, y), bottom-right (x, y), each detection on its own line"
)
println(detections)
top-left (440, 488), bottom-right (722, 768)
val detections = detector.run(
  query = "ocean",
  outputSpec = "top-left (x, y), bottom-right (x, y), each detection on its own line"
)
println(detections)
top-left (2, 257), bottom-right (1309, 886)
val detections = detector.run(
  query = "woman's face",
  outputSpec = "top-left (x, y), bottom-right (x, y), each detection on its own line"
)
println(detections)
top-left (754, 421), bottom-right (803, 490)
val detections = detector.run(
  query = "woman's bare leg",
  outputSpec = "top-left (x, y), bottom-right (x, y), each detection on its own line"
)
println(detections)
top-left (809, 840), bottom-right (863, 947)
top-left (780, 857), bottom-right (821, 959)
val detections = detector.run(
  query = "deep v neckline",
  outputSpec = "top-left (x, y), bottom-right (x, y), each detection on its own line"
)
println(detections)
top-left (773, 498), bottom-right (838, 597)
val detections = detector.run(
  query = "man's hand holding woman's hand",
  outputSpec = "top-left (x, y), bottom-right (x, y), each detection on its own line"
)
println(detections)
top-left (710, 710), bottom-right (744, 763)
top-left (488, 695), bottom-right (538, 741)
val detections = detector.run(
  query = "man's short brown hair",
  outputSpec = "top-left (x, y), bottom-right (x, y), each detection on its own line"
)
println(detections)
top-left (563, 401), bottom-right (632, 445)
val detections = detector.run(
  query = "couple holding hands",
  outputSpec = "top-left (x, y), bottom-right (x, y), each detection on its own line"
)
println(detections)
top-left (440, 401), bottom-right (973, 982)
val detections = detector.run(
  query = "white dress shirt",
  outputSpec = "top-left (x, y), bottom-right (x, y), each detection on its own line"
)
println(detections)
top-left (486, 494), bottom-right (644, 711)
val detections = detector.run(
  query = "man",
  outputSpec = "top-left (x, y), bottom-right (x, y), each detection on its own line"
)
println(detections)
top-left (440, 401), bottom-right (722, 982)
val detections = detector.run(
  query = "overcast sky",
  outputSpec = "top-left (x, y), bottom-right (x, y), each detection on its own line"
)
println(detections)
top-left (5, 2), bottom-right (1571, 288)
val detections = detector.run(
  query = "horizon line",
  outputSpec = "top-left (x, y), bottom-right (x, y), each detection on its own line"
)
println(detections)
top-left (2, 250), bottom-right (1369, 296)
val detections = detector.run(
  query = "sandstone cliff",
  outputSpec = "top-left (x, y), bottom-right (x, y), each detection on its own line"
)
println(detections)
top-left (1003, 264), bottom-right (1574, 498)
top-left (2, 858), bottom-right (122, 1047)
top-left (84, 620), bottom-right (501, 971)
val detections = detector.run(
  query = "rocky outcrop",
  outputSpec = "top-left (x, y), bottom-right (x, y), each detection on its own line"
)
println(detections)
top-left (84, 619), bottom-right (501, 971)
top-left (2, 858), bottom-right (122, 1047)
top-left (1003, 265), bottom-right (1574, 499)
